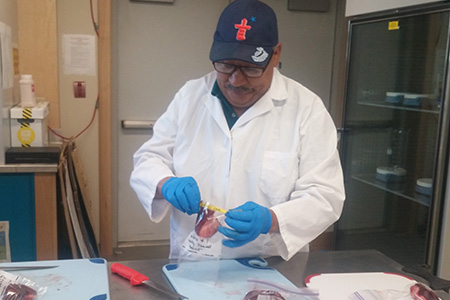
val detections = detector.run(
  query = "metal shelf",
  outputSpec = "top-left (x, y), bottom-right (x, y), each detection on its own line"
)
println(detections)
top-left (351, 173), bottom-right (431, 207)
top-left (357, 101), bottom-right (440, 114)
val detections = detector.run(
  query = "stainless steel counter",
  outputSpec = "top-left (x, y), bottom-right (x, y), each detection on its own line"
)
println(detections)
top-left (108, 250), bottom-right (450, 299)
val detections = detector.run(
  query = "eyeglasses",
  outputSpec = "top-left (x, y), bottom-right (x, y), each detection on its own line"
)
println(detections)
top-left (213, 61), bottom-right (269, 78)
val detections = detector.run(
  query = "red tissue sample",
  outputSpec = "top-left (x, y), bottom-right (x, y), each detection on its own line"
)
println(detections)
top-left (195, 208), bottom-right (220, 238)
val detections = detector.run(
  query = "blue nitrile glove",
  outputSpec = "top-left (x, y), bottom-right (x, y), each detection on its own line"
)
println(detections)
top-left (218, 201), bottom-right (272, 248)
top-left (160, 177), bottom-right (201, 215)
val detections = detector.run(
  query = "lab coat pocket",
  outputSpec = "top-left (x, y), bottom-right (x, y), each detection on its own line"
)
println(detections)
top-left (260, 151), bottom-right (298, 201)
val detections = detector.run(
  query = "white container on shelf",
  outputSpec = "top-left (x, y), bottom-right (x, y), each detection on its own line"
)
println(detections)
top-left (385, 92), bottom-right (404, 104)
top-left (10, 101), bottom-right (49, 147)
top-left (375, 166), bottom-right (407, 182)
top-left (19, 74), bottom-right (36, 107)
top-left (416, 178), bottom-right (432, 196)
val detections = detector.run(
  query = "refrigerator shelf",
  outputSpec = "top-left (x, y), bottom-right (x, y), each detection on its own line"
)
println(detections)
top-left (351, 174), bottom-right (431, 207)
top-left (357, 101), bottom-right (440, 114)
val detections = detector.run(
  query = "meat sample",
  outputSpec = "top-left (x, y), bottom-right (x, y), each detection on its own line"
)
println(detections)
top-left (195, 208), bottom-right (220, 238)
top-left (243, 289), bottom-right (285, 300)
top-left (410, 283), bottom-right (439, 300)
top-left (3, 283), bottom-right (37, 300)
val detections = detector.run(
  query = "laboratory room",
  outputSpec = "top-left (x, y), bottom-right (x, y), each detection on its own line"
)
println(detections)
top-left (1, 0), bottom-right (450, 299)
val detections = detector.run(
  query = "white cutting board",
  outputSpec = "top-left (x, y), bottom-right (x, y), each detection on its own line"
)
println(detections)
top-left (0, 258), bottom-right (110, 300)
top-left (163, 258), bottom-right (297, 300)
top-left (306, 272), bottom-right (417, 300)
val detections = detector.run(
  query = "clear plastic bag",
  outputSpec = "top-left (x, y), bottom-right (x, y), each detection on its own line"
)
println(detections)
top-left (348, 289), bottom-right (413, 300)
top-left (179, 201), bottom-right (226, 261)
top-left (243, 278), bottom-right (320, 300)
top-left (348, 282), bottom-right (439, 300)
top-left (409, 282), bottom-right (439, 300)
top-left (0, 270), bottom-right (47, 300)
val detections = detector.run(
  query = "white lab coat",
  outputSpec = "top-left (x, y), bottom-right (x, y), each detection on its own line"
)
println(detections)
top-left (130, 68), bottom-right (345, 260)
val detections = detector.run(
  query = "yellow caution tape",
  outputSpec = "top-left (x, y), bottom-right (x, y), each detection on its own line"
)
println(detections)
top-left (18, 109), bottom-right (35, 147)
top-left (22, 108), bottom-right (32, 119)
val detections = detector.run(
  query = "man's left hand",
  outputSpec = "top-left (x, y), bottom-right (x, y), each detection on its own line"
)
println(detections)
top-left (218, 201), bottom-right (272, 248)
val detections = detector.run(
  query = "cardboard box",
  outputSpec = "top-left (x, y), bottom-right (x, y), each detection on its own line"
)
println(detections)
top-left (10, 101), bottom-right (49, 147)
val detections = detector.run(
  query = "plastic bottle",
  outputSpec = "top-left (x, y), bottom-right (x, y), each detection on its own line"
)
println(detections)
top-left (20, 74), bottom-right (36, 107)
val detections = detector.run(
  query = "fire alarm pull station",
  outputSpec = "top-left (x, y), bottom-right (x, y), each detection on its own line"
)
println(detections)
top-left (73, 81), bottom-right (86, 98)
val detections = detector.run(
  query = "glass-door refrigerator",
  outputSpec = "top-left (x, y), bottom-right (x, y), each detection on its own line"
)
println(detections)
top-left (335, 3), bottom-right (450, 272)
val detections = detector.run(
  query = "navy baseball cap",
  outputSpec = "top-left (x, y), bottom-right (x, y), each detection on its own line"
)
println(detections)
top-left (210, 0), bottom-right (278, 66)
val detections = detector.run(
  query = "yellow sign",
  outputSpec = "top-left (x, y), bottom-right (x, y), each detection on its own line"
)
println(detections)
top-left (389, 21), bottom-right (399, 30)
top-left (17, 126), bottom-right (35, 146)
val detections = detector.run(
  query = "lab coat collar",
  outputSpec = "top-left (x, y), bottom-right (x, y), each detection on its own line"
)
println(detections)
top-left (268, 68), bottom-right (289, 102)
top-left (205, 68), bottom-right (288, 133)
top-left (234, 68), bottom-right (288, 128)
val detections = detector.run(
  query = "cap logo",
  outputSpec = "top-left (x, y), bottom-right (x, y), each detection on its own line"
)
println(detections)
top-left (235, 18), bottom-right (251, 40)
top-left (252, 47), bottom-right (269, 63)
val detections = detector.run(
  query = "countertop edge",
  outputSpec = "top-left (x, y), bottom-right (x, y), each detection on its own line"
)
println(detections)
top-left (0, 163), bottom-right (58, 173)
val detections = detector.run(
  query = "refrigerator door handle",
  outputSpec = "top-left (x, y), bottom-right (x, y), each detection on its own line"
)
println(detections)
top-left (337, 127), bottom-right (350, 141)
top-left (121, 120), bottom-right (155, 130)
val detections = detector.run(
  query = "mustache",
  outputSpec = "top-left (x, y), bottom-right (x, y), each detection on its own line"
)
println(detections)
top-left (225, 84), bottom-right (252, 93)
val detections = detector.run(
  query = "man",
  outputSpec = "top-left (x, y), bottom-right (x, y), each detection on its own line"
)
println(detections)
top-left (130, 0), bottom-right (345, 260)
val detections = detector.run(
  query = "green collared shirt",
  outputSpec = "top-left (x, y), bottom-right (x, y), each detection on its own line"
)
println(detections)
top-left (211, 81), bottom-right (239, 129)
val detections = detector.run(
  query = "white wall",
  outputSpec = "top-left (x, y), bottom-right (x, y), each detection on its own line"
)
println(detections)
top-left (57, 0), bottom-right (100, 239)
top-left (269, 0), bottom-right (337, 106)
top-left (0, 0), bottom-right (17, 33)
top-left (346, 0), bottom-right (445, 16)
top-left (0, 0), bottom-right (18, 164)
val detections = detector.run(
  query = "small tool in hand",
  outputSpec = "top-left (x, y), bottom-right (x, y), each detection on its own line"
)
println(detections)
top-left (111, 262), bottom-right (188, 299)
top-left (199, 201), bottom-right (228, 214)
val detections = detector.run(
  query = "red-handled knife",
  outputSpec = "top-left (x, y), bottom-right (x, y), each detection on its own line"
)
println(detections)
top-left (111, 263), bottom-right (188, 299)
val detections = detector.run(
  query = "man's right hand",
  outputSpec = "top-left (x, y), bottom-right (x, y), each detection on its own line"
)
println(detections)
top-left (161, 177), bottom-right (201, 215)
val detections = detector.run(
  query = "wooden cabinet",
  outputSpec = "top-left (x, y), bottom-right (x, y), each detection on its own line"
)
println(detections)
top-left (0, 165), bottom-right (57, 261)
